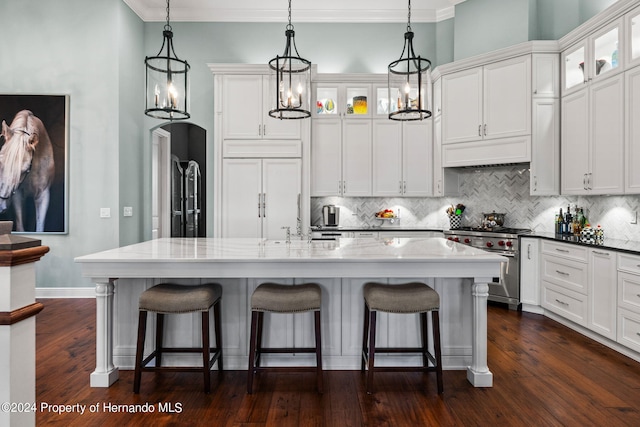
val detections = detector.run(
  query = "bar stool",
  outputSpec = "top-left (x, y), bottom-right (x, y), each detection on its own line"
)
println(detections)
top-left (361, 282), bottom-right (443, 394)
top-left (247, 282), bottom-right (323, 394)
top-left (133, 283), bottom-right (223, 394)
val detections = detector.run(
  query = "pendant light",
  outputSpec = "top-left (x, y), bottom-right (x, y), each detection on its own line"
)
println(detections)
top-left (268, 0), bottom-right (311, 120)
top-left (388, 0), bottom-right (432, 121)
top-left (145, 0), bottom-right (190, 120)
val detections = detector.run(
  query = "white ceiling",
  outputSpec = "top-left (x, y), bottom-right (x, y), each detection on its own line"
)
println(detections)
top-left (123, 0), bottom-right (467, 23)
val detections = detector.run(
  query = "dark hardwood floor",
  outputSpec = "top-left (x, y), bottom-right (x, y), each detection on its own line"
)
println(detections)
top-left (35, 298), bottom-right (640, 426)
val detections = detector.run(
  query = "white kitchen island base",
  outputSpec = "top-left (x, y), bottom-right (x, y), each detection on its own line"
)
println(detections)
top-left (75, 237), bottom-right (505, 388)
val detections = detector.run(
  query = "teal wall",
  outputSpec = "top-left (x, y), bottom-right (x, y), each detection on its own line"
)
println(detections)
top-left (0, 0), bottom-right (621, 288)
top-left (453, 0), bottom-right (619, 60)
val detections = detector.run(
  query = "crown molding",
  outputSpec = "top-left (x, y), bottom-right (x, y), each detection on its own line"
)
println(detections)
top-left (123, 1), bottom-right (458, 23)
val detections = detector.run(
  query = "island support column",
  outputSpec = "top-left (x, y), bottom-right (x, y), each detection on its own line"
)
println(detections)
top-left (467, 277), bottom-right (493, 387)
top-left (91, 278), bottom-right (118, 387)
top-left (0, 228), bottom-right (49, 427)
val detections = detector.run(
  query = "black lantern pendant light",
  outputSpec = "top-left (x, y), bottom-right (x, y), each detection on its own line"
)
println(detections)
top-left (388, 0), bottom-right (432, 121)
top-left (268, 0), bottom-right (311, 120)
top-left (145, 0), bottom-right (190, 120)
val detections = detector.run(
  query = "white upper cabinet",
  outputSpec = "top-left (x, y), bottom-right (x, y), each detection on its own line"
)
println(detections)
top-left (627, 5), bottom-right (640, 68)
top-left (561, 73), bottom-right (625, 195)
top-left (532, 54), bottom-right (560, 98)
top-left (562, 18), bottom-right (624, 95)
top-left (442, 55), bottom-right (531, 145)
top-left (372, 120), bottom-right (432, 197)
top-left (626, 65), bottom-right (640, 193)
top-left (311, 118), bottom-right (372, 197)
top-left (222, 75), bottom-right (301, 140)
top-left (441, 67), bottom-right (482, 144)
top-left (313, 84), bottom-right (372, 119)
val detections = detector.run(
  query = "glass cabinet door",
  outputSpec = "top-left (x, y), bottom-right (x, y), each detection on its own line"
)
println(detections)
top-left (374, 86), bottom-right (399, 117)
top-left (593, 25), bottom-right (620, 78)
top-left (314, 86), bottom-right (338, 117)
top-left (628, 6), bottom-right (640, 66)
top-left (564, 44), bottom-right (586, 92)
top-left (345, 86), bottom-right (370, 117)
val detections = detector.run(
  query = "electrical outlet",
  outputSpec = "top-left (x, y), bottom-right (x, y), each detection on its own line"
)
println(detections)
top-left (100, 208), bottom-right (111, 218)
top-left (123, 206), bottom-right (133, 217)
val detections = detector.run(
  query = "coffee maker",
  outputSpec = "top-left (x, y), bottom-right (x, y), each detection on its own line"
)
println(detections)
top-left (322, 205), bottom-right (340, 227)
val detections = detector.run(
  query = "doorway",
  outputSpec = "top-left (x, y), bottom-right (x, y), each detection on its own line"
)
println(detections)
top-left (151, 123), bottom-right (207, 238)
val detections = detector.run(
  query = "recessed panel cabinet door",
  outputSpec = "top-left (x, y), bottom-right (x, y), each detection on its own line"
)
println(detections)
top-left (442, 68), bottom-right (482, 144)
top-left (222, 158), bottom-right (262, 238)
top-left (311, 119), bottom-right (342, 196)
top-left (403, 120), bottom-right (432, 197)
top-left (342, 120), bottom-right (372, 196)
top-left (590, 74), bottom-right (624, 195)
top-left (372, 120), bottom-right (402, 196)
top-left (483, 55), bottom-right (531, 139)
top-left (262, 158), bottom-right (301, 240)
top-left (627, 66), bottom-right (640, 193)
top-left (222, 75), bottom-right (263, 139)
top-left (561, 89), bottom-right (590, 195)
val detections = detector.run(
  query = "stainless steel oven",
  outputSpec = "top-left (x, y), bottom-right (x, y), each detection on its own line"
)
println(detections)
top-left (443, 227), bottom-right (532, 310)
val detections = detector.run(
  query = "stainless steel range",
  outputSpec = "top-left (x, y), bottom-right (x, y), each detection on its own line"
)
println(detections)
top-left (443, 226), bottom-right (532, 310)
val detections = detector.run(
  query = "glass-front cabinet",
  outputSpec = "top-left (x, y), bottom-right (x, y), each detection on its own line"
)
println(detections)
top-left (373, 85), bottom-right (400, 118)
top-left (627, 5), bottom-right (640, 67)
top-left (562, 18), bottom-right (623, 95)
top-left (313, 84), bottom-right (371, 118)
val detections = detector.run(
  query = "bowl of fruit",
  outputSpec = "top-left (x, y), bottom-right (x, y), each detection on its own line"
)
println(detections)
top-left (375, 209), bottom-right (396, 219)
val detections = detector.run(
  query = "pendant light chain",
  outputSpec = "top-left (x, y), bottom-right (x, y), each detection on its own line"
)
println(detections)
top-left (407, 0), bottom-right (411, 32)
top-left (287, 0), bottom-right (293, 30)
top-left (165, 0), bottom-right (172, 31)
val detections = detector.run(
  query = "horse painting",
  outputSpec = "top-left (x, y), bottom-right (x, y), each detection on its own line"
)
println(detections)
top-left (0, 110), bottom-right (55, 232)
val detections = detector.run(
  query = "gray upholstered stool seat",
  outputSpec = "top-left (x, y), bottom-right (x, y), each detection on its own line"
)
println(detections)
top-left (363, 281), bottom-right (440, 313)
top-left (251, 282), bottom-right (321, 313)
top-left (139, 283), bottom-right (222, 313)
top-left (134, 283), bottom-right (223, 394)
top-left (361, 282), bottom-right (443, 394)
top-left (247, 282), bottom-right (323, 394)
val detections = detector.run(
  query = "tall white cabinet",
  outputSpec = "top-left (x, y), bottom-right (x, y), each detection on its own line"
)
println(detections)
top-left (222, 157), bottom-right (301, 239)
top-left (210, 64), bottom-right (310, 238)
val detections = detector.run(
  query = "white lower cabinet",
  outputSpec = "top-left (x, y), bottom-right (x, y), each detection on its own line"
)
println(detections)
top-left (519, 238), bottom-right (541, 312)
top-left (617, 253), bottom-right (640, 352)
top-left (587, 248), bottom-right (616, 340)
top-left (222, 158), bottom-right (301, 239)
top-left (540, 240), bottom-right (588, 326)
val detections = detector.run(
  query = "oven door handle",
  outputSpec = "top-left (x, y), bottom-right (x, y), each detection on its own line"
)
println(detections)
top-left (496, 252), bottom-right (516, 258)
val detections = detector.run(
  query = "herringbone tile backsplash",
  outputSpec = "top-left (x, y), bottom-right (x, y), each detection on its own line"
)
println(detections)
top-left (312, 165), bottom-right (640, 241)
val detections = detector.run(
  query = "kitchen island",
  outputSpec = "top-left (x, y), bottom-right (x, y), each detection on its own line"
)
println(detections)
top-left (75, 237), bottom-right (505, 388)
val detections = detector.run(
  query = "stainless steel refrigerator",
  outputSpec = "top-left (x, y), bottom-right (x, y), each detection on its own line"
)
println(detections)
top-left (171, 156), bottom-right (202, 237)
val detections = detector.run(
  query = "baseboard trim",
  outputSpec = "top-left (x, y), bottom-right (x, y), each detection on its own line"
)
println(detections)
top-left (36, 287), bottom-right (96, 299)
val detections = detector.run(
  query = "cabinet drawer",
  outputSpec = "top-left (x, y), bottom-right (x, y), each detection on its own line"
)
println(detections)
top-left (618, 271), bottom-right (640, 313)
top-left (618, 253), bottom-right (640, 275)
top-left (617, 308), bottom-right (640, 353)
top-left (541, 281), bottom-right (587, 326)
top-left (541, 254), bottom-right (588, 294)
top-left (540, 240), bottom-right (588, 262)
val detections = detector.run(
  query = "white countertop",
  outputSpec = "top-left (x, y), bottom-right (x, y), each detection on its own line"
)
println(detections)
top-left (75, 237), bottom-right (506, 280)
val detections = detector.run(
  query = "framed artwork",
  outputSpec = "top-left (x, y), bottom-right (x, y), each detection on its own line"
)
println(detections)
top-left (0, 95), bottom-right (69, 233)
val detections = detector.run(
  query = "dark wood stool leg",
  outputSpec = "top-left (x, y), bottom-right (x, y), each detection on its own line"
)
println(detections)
top-left (133, 310), bottom-right (147, 393)
top-left (432, 310), bottom-right (444, 394)
top-left (361, 303), bottom-right (370, 371)
top-left (155, 313), bottom-right (165, 367)
top-left (420, 312), bottom-right (429, 368)
top-left (247, 310), bottom-right (259, 394)
top-left (255, 311), bottom-right (264, 368)
top-left (202, 310), bottom-right (212, 393)
top-left (314, 310), bottom-right (323, 394)
top-left (366, 309), bottom-right (377, 394)
top-left (214, 299), bottom-right (223, 371)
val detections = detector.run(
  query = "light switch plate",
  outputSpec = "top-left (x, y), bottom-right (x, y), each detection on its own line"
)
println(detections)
top-left (123, 206), bottom-right (133, 217)
top-left (100, 208), bottom-right (111, 218)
